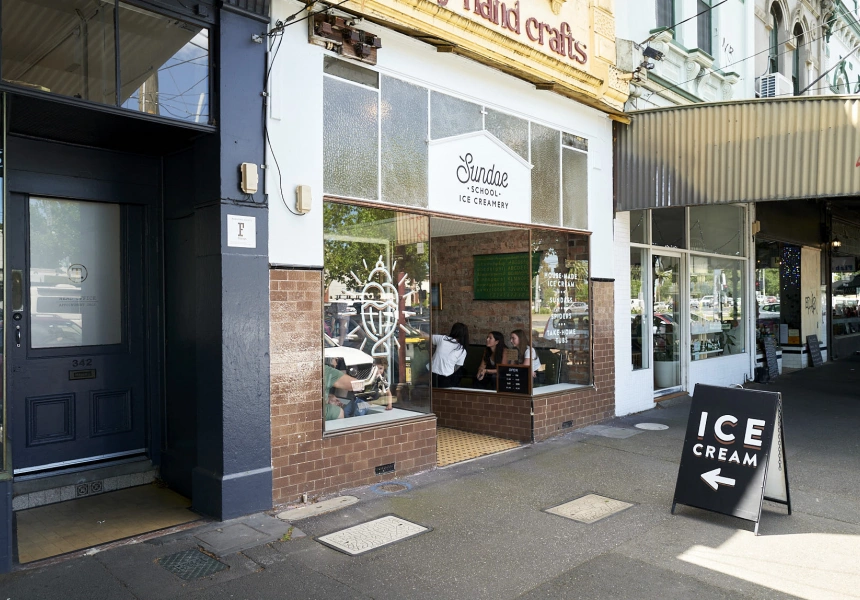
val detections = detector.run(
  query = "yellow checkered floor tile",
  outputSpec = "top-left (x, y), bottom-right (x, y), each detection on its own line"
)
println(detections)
top-left (16, 484), bottom-right (199, 564)
top-left (436, 427), bottom-right (521, 467)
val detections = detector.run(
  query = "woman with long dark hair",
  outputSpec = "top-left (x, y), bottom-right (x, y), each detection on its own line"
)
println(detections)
top-left (476, 331), bottom-right (506, 390)
top-left (509, 328), bottom-right (541, 379)
top-left (431, 322), bottom-right (469, 388)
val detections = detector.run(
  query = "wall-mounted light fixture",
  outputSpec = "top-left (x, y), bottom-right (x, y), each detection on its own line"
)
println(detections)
top-left (832, 236), bottom-right (842, 249)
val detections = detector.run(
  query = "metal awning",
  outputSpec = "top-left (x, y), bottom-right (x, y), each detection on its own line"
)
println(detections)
top-left (615, 97), bottom-right (860, 211)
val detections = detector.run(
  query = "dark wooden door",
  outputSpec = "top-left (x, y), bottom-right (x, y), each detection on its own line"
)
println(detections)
top-left (8, 195), bottom-right (148, 474)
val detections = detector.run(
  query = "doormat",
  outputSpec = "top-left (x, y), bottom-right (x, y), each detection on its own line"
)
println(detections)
top-left (159, 549), bottom-right (228, 580)
top-left (317, 515), bottom-right (429, 556)
top-left (545, 494), bottom-right (633, 524)
top-left (437, 427), bottom-right (520, 467)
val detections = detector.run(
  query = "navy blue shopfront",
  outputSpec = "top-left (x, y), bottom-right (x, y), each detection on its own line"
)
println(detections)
top-left (0, 0), bottom-right (273, 571)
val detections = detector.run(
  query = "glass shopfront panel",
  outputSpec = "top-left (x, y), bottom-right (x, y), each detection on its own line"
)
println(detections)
top-left (531, 230), bottom-right (592, 389)
top-left (630, 247), bottom-right (648, 370)
top-left (690, 255), bottom-right (745, 360)
top-left (323, 203), bottom-right (431, 432)
top-left (430, 218), bottom-right (532, 392)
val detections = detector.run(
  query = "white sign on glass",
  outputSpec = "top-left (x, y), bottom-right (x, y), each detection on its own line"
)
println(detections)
top-left (227, 214), bottom-right (256, 248)
top-left (428, 131), bottom-right (532, 225)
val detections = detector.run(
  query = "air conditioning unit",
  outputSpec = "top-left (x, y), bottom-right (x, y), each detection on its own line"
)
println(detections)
top-left (759, 72), bottom-right (794, 98)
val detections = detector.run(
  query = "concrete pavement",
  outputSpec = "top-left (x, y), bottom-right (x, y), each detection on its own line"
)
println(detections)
top-left (2, 356), bottom-right (859, 599)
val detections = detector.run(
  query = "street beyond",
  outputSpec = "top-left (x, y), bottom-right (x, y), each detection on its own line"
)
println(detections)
top-left (1, 357), bottom-right (859, 600)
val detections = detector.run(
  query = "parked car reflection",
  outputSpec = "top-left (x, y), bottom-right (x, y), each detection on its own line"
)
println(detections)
top-left (31, 315), bottom-right (83, 348)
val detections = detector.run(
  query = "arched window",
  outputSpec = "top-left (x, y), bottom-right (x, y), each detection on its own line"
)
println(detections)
top-left (792, 24), bottom-right (804, 95)
top-left (769, 4), bottom-right (783, 74)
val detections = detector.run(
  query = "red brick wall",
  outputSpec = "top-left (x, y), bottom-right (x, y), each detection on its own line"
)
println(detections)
top-left (533, 280), bottom-right (615, 442)
top-left (432, 390), bottom-right (532, 442)
top-left (431, 230), bottom-right (531, 338)
top-left (270, 268), bottom-right (437, 506)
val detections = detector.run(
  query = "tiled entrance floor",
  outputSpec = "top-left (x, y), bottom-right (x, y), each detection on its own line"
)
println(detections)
top-left (436, 427), bottom-right (521, 467)
top-left (16, 484), bottom-right (199, 564)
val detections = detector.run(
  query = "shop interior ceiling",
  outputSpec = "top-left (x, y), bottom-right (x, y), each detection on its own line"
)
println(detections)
top-left (430, 217), bottom-right (518, 238)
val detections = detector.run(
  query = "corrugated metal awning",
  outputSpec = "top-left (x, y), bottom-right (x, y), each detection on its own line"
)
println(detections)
top-left (615, 97), bottom-right (860, 211)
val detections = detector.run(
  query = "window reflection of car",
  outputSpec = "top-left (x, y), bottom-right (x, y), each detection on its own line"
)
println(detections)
top-left (31, 315), bottom-right (82, 348)
top-left (758, 303), bottom-right (780, 319)
top-left (323, 333), bottom-right (374, 380)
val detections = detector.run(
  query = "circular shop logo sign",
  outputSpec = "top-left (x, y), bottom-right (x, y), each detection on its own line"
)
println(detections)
top-left (68, 264), bottom-right (88, 283)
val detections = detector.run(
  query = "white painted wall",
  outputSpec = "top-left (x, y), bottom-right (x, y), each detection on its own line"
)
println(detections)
top-left (613, 212), bottom-right (656, 416)
top-left (688, 352), bottom-right (750, 389)
top-left (267, 0), bottom-right (615, 275)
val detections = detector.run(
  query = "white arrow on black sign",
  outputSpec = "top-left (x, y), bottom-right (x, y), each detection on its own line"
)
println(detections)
top-left (701, 468), bottom-right (736, 491)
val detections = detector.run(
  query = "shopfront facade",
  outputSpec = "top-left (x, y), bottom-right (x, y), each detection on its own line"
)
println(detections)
top-left (614, 97), bottom-right (860, 414)
top-left (266, 0), bottom-right (626, 503)
top-left (0, 0), bottom-right (272, 571)
top-left (614, 205), bottom-right (756, 414)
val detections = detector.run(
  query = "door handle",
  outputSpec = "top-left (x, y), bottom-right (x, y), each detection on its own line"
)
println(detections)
top-left (16, 326), bottom-right (21, 348)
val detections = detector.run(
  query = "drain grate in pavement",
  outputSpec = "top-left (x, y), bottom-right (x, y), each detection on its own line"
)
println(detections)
top-left (159, 549), bottom-right (228, 580)
top-left (317, 515), bottom-right (429, 556)
top-left (545, 494), bottom-right (633, 524)
top-left (370, 481), bottom-right (412, 495)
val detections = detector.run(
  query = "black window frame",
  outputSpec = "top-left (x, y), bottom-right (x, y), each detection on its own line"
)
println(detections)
top-left (656, 0), bottom-right (675, 30)
top-left (0, 0), bottom-right (214, 125)
top-left (697, 0), bottom-right (712, 56)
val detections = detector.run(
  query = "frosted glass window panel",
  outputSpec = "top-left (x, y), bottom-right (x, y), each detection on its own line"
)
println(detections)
top-left (430, 92), bottom-right (482, 139)
top-left (485, 109), bottom-right (529, 159)
top-left (689, 205), bottom-right (744, 256)
top-left (530, 123), bottom-right (561, 226)
top-left (29, 199), bottom-right (122, 348)
top-left (562, 148), bottom-right (588, 229)
top-left (381, 76), bottom-right (428, 207)
top-left (324, 77), bottom-right (379, 200)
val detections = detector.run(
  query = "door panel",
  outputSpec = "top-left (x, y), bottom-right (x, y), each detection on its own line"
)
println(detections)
top-left (653, 253), bottom-right (682, 391)
top-left (9, 195), bottom-right (147, 473)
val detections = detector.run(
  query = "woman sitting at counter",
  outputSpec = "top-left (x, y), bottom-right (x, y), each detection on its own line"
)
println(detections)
top-left (476, 331), bottom-right (506, 390)
top-left (509, 328), bottom-right (541, 378)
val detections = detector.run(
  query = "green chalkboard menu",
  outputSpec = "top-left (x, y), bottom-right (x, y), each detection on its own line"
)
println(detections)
top-left (473, 252), bottom-right (537, 301)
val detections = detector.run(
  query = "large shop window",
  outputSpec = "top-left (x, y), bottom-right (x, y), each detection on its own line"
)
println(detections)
top-left (323, 203), bottom-right (431, 432)
top-left (632, 205), bottom-right (749, 365)
top-left (322, 57), bottom-right (589, 230)
top-left (690, 255), bottom-right (745, 360)
top-left (1, 0), bottom-right (209, 124)
top-left (831, 220), bottom-right (859, 339)
top-left (429, 219), bottom-right (592, 394)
